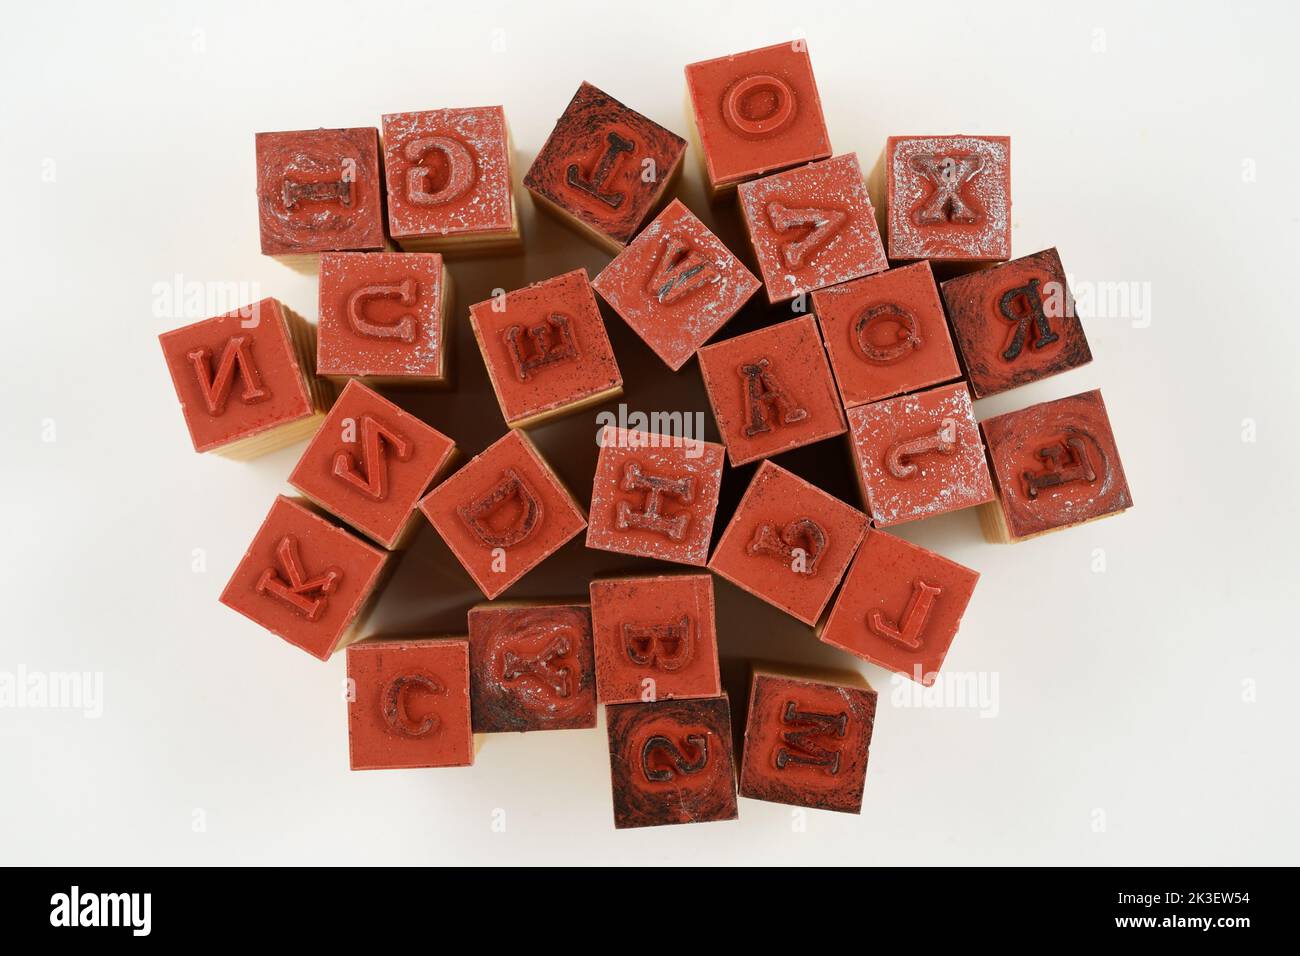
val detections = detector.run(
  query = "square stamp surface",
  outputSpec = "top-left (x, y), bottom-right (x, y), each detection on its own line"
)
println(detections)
top-left (592, 198), bottom-right (759, 370)
top-left (847, 382), bottom-right (994, 526)
top-left (347, 638), bottom-right (473, 769)
top-left (586, 427), bottom-right (725, 567)
top-left (606, 696), bottom-right (738, 829)
top-left (884, 135), bottom-right (1011, 262)
top-left (589, 574), bottom-right (720, 705)
top-left (980, 389), bottom-right (1132, 541)
top-left (738, 153), bottom-right (887, 303)
top-left (419, 430), bottom-right (587, 599)
top-left (697, 315), bottom-right (846, 466)
top-left (708, 461), bottom-right (868, 625)
top-left (467, 603), bottom-right (596, 732)
top-left (685, 39), bottom-right (832, 190)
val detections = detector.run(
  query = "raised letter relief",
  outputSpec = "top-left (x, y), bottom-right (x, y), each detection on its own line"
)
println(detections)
top-left (457, 468), bottom-right (543, 548)
top-left (854, 303), bottom-right (921, 364)
top-left (869, 579), bottom-right (941, 649)
top-left (615, 463), bottom-right (693, 541)
top-left (504, 314), bottom-right (577, 381)
top-left (908, 154), bottom-right (984, 225)
top-left (740, 357), bottom-right (808, 438)
top-left (723, 74), bottom-right (796, 137)
top-left (381, 674), bottom-right (443, 737)
top-left (640, 733), bottom-right (709, 782)
top-left (998, 278), bottom-right (1059, 361)
top-left (255, 536), bottom-right (341, 621)
top-left (767, 201), bottom-right (847, 268)
top-left (622, 616), bottom-right (693, 671)
top-left (282, 175), bottom-right (352, 210)
top-left (332, 415), bottom-right (413, 501)
top-left (347, 280), bottom-right (418, 343)
top-left (647, 234), bottom-right (720, 305)
top-left (748, 518), bottom-right (827, 576)
top-left (566, 130), bottom-right (635, 208)
top-left (404, 135), bottom-right (474, 206)
top-left (500, 627), bottom-right (574, 699)
top-left (775, 701), bottom-right (847, 774)
top-left (885, 417), bottom-right (958, 479)
top-left (188, 336), bottom-right (269, 416)
top-left (1023, 435), bottom-right (1098, 500)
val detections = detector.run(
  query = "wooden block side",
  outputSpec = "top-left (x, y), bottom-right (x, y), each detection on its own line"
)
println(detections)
top-left (749, 658), bottom-right (875, 693)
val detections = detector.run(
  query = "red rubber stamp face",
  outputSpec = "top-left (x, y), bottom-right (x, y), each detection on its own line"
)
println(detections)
top-left (592, 199), bottom-right (760, 371)
top-left (820, 529), bottom-right (979, 685)
top-left (980, 389), bottom-right (1132, 541)
top-left (811, 260), bottom-right (963, 408)
top-left (737, 153), bottom-right (887, 304)
top-left (346, 638), bottom-right (473, 770)
top-left (605, 696), bottom-right (738, 829)
top-left (586, 426), bottom-right (725, 567)
top-left (885, 135), bottom-right (1011, 262)
top-left (685, 40), bottom-right (832, 191)
top-left (316, 252), bottom-right (447, 382)
top-left (523, 82), bottom-right (687, 250)
top-left (159, 298), bottom-right (318, 454)
top-left (288, 380), bottom-right (456, 549)
top-left (940, 247), bottom-right (1092, 399)
top-left (848, 382), bottom-right (994, 527)
top-left (468, 269), bottom-right (622, 428)
top-left (739, 670), bottom-right (877, 814)
top-left (708, 461), bottom-right (869, 626)
top-left (381, 106), bottom-right (516, 247)
top-left (697, 315), bottom-right (846, 466)
top-left (219, 496), bottom-right (389, 660)
top-left (589, 574), bottom-right (720, 705)
top-left (255, 127), bottom-right (385, 256)
top-left (467, 603), bottom-right (596, 733)
top-left (418, 430), bottom-right (587, 599)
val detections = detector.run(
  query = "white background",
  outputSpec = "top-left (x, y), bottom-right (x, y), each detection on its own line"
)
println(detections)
top-left (3, 0), bottom-right (1298, 865)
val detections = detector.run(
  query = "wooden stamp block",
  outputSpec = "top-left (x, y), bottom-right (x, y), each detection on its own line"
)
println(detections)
top-left (606, 695), bottom-right (738, 829)
top-left (524, 82), bottom-right (687, 253)
top-left (466, 603), bottom-right (596, 733)
top-left (418, 430), bottom-right (587, 599)
top-left (592, 198), bottom-right (760, 371)
top-left (979, 388), bottom-right (1132, 542)
top-left (254, 128), bottom-right (386, 272)
top-left (684, 39), bottom-right (832, 194)
top-left (158, 297), bottom-right (330, 460)
top-left (589, 574), bottom-right (721, 705)
top-left (381, 105), bottom-right (520, 255)
top-left (586, 426), bottom-right (725, 567)
top-left (468, 268), bottom-right (622, 428)
top-left (819, 528), bottom-right (979, 685)
top-left (940, 247), bottom-right (1092, 399)
top-left (847, 382), bottom-right (994, 527)
top-left (739, 663), bottom-right (877, 813)
top-left (697, 315), bottom-right (846, 466)
top-left (737, 153), bottom-right (887, 304)
top-left (288, 380), bottom-right (457, 550)
top-left (316, 252), bottom-right (450, 385)
top-left (346, 637), bottom-right (473, 769)
top-left (708, 461), bottom-right (868, 626)
top-left (219, 496), bottom-right (390, 661)
top-left (871, 135), bottom-right (1011, 262)
top-left (811, 260), bottom-right (962, 409)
